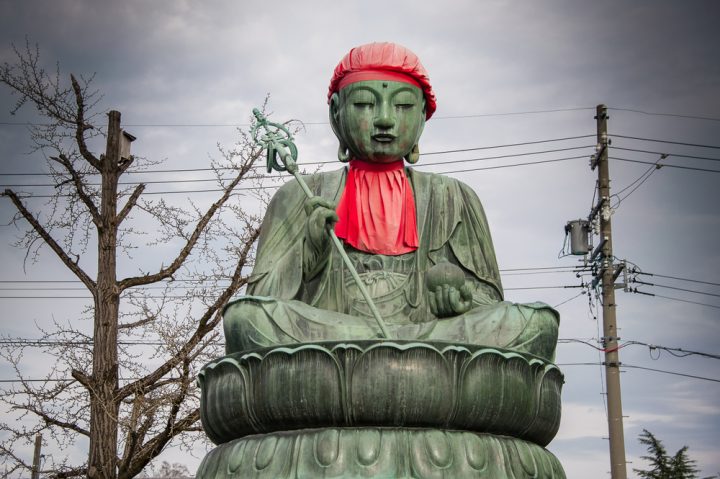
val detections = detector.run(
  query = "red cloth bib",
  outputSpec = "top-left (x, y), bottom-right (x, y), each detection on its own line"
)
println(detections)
top-left (334, 160), bottom-right (419, 255)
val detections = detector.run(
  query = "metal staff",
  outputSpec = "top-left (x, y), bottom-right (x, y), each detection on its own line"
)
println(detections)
top-left (251, 108), bottom-right (391, 339)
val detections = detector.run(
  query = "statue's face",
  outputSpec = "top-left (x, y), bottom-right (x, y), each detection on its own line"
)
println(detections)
top-left (331, 80), bottom-right (425, 163)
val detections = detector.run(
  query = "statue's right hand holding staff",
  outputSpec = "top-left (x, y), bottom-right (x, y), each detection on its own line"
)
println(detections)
top-left (303, 197), bottom-right (338, 280)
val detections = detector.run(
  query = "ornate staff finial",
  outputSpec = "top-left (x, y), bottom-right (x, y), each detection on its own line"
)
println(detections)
top-left (251, 108), bottom-right (299, 174)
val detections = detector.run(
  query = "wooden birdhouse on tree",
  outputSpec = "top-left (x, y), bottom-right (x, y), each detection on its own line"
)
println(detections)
top-left (120, 130), bottom-right (136, 160)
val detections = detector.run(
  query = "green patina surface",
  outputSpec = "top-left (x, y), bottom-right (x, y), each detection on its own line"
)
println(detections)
top-left (199, 342), bottom-right (563, 447)
top-left (197, 59), bottom-right (565, 478)
top-left (198, 429), bottom-right (566, 478)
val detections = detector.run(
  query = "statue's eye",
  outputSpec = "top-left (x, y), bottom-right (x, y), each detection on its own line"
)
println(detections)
top-left (394, 92), bottom-right (417, 110)
top-left (349, 91), bottom-right (375, 108)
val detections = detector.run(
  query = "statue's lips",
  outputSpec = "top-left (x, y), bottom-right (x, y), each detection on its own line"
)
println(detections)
top-left (371, 133), bottom-right (396, 143)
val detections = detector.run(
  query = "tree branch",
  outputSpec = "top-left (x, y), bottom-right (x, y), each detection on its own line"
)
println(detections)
top-left (70, 74), bottom-right (100, 170)
top-left (117, 314), bottom-right (154, 330)
top-left (116, 225), bottom-right (259, 400)
top-left (49, 154), bottom-right (101, 224)
top-left (122, 408), bottom-right (200, 479)
top-left (13, 403), bottom-right (90, 437)
top-left (2, 189), bottom-right (96, 292)
top-left (53, 466), bottom-right (88, 479)
top-left (120, 360), bottom-right (196, 479)
top-left (70, 369), bottom-right (93, 390)
top-left (118, 150), bottom-right (261, 291)
top-left (117, 183), bottom-right (145, 226)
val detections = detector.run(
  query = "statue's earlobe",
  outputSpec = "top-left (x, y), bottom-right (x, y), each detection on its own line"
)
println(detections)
top-left (329, 93), bottom-right (342, 140)
top-left (329, 93), bottom-right (350, 162)
top-left (405, 144), bottom-right (420, 164)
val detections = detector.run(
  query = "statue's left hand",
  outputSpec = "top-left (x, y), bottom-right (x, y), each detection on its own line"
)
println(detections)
top-left (428, 283), bottom-right (473, 318)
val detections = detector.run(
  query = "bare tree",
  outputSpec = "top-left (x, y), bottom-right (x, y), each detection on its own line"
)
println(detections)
top-left (0, 41), bottom-right (266, 478)
top-left (138, 461), bottom-right (193, 478)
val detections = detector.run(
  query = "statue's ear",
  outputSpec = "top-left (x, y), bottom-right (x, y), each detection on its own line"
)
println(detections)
top-left (329, 92), bottom-right (342, 140)
top-left (417, 97), bottom-right (427, 138)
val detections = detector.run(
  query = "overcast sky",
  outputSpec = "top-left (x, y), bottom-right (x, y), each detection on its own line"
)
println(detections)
top-left (1, 1), bottom-right (719, 477)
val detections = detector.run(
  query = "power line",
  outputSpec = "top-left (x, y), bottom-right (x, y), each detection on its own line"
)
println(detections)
top-left (622, 364), bottom-right (720, 383)
top-left (0, 145), bottom-right (595, 188)
top-left (610, 156), bottom-right (720, 174)
top-left (612, 147), bottom-right (720, 163)
top-left (556, 362), bottom-right (720, 384)
top-left (553, 291), bottom-right (586, 308)
top-left (6, 155), bottom-right (591, 198)
top-left (0, 284), bottom-right (583, 298)
top-left (420, 135), bottom-right (595, 155)
top-left (0, 107), bottom-right (596, 128)
top-left (623, 341), bottom-right (720, 361)
top-left (635, 271), bottom-right (720, 288)
top-left (633, 280), bottom-right (720, 298)
top-left (433, 107), bottom-right (595, 119)
top-left (610, 134), bottom-right (720, 150)
top-left (558, 338), bottom-right (720, 361)
top-left (0, 266), bottom-right (582, 284)
top-left (609, 107), bottom-right (720, 123)
top-left (500, 265), bottom-right (582, 272)
top-left (653, 293), bottom-right (720, 310)
top-left (611, 154), bottom-right (666, 207)
top-left (630, 290), bottom-right (720, 310)
top-left (504, 285), bottom-right (582, 291)
top-left (418, 155), bottom-right (587, 175)
top-left (0, 136), bottom-right (596, 177)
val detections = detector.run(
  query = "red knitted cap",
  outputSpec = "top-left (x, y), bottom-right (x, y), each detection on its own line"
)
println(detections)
top-left (328, 42), bottom-right (437, 120)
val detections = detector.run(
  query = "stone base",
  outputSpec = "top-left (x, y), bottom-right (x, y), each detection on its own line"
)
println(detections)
top-left (196, 428), bottom-right (566, 479)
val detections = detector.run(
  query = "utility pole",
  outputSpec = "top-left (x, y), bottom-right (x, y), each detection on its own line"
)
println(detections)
top-left (31, 433), bottom-right (42, 479)
top-left (593, 104), bottom-right (628, 478)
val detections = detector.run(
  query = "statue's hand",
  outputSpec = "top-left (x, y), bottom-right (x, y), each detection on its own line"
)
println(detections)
top-left (428, 283), bottom-right (474, 318)
top-left (304, 197), bottom-right (338, 247)
top-left (426, 263), bottom-right (473, 318)
top-left (303, 197), bottom-right (338, 278)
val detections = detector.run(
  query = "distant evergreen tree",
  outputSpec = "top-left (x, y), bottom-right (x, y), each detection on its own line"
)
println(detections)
top-left (633, 429), bottom-right (716, 479)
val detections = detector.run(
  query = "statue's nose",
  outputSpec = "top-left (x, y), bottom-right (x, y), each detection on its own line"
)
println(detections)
top-left (373, 102), bottom-right (395, 129)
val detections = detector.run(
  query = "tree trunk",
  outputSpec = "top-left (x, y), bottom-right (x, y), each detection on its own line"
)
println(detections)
top-left (87, 111), bottom-right (121, 479)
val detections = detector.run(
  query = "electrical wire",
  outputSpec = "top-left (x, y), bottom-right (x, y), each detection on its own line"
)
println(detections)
top-left (0, 265), bottom-right (585, 285)
top-left (0, 285), bottom-right (584, 298)
top-left (610, 134), bottom-right (720, 150)
top-left (649, 293), bottom-right (720, 310)
top-left (610, 156), bottom-right (720, 173)
top-left (553, 291), bottom-right (586, 308)
top-left (634, 271), bottom-right (720, 287)
top-left (622, 364), bottom-right (720, 383)
top-left (633, 280), bottom-right (720, 298)
top-left (504, 285), bottom-right (583, 291)
top-left (556, 362), bottom-right (720, 384)
top-left (622, 341), bottom-right (720, 360)
top-left (611, 147), bottom-right (720, 163)
top-left (5, 155), bottom-right (591, 198)
top-left (608, 107), bottom-right (720, 122)
top-left (0, 145), bottom-right (595, 188)
top-left (0, 136), bottom-right (596, 177)
top-left (558, 338), bottom-right (720, 361)
top-left (611, 154), bottom-right (666, 207)
top-left (0, 107), bottom-right (596, 128)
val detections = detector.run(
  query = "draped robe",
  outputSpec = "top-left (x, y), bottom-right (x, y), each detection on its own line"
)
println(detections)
top-left (223, 167), bottom-right (559, 361)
